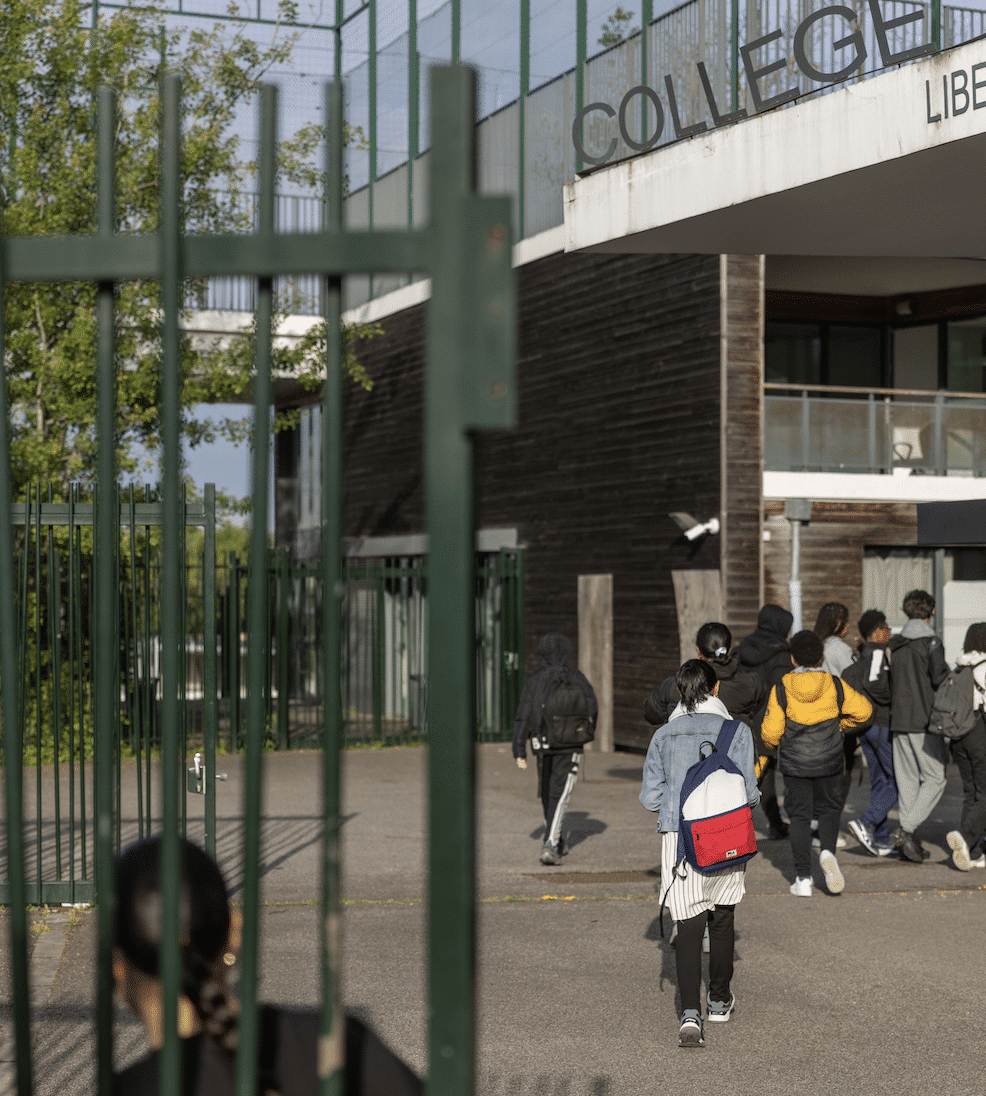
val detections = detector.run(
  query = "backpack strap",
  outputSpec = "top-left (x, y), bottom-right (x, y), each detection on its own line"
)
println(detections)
top-left (714, 718), bottom-right (743, 755)
top-left (774, 680), bottom-right (786, 714)
top-left (832, 675), bottom-right (844, 714)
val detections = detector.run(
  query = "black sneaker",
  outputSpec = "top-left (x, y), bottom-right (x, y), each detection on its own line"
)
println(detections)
top-left (899, 831), bottom-right (924, 863)
top-left (678, 1011), bottom-right (705, 1048)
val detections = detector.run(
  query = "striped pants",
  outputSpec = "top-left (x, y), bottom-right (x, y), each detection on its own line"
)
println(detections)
top-left (537, 750), bottom-right (581, 848)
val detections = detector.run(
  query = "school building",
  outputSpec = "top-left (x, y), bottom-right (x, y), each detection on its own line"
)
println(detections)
top-left (273, 2), bottom-right (986, 747)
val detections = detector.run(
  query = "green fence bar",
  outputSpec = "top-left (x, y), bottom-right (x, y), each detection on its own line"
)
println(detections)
top-left (235, 80), bottom-right (277, 1096)
top-left (730, 0), bottom-right (740, 113)
top-left (519, 0), bottom-right (529, 241)
top-left (158, 71), bottom-right (184, 1096)
top-left (408, 0), bottom-right (418, 235)
top-left (575, 0), bottom-right (587, 173)
top-left (320, 77), bottom-right (345, 1096)
top-left (0, 131), bottom-right (33, 1096)
top-left (94, 84), bottom-right (118, 1096)
top-left (424, 66), bottom-right (516, 1096)
top-left (276, 546), bottom-right (290, 749)
top-left (203, 482), bottom-right (218, 856)
top-left (641, 0), bottom-right (653, 144)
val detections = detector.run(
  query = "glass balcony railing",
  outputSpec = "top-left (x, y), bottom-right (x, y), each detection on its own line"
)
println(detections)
top-left (764, 383), bottom-right (986, 476)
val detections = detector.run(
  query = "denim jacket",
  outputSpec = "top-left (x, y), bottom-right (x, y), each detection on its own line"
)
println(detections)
top-left (639, 711), bottom-right (760, 834)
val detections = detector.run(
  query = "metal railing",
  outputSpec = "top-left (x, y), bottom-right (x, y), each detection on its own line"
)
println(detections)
top-left (765, 382), bottom-right (986, 475)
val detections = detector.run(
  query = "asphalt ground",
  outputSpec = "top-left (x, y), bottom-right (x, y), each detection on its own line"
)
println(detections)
top-left (2, 741), bottom-right (984, 1095)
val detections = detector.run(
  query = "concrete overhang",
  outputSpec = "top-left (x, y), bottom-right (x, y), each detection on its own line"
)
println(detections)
top-left (564, 40), bottom-right (986, 258)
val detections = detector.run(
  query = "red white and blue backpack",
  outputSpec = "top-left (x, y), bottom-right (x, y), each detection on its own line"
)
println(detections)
top-left (676, 719), bottom-right (758, 874)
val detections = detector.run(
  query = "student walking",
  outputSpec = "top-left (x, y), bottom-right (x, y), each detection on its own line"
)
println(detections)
top-left (888, 590), bottom-right (949, 863)
top-left (737, 605), bottom-right (795, 839)
top-left (512, 632), bottom-right (598, 865)
top-left (844, 611), bottom-right (898, 857)
top-left (639, 660), bottom-right (760, 1049)
top-left (643, 622), bottom-right (766, 732)
top-left (946, 623), bottom-right (986, 871)
top-left (761, 630), bottom-right (872, 897)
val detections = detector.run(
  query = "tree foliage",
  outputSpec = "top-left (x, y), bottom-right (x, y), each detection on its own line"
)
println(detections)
top-left (598, 6), bottom-right (638, 49)
top-left (1, 0), bottom-right (374, 508)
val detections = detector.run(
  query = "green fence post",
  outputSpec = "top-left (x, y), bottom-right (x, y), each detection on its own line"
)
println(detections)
top-left (424, 66), bottom-right (516, 1096)
top-left (0, 119), bottom-right (34, 1096)
top-left (319, 78), bottom-right (345, 1096)
top-left (94, 84), bottom-right (118, 1096)
top-left (640, 0), bottom-right (652, 144)
top-left (235, 81), bottom-right (277, 1096)
top-left (731, 0), bottom-right (740, 113)
top-left (203, 483), bottom-right (218, 856)
top-left (158, 71), bottom-right (185, 1096)
top-left (276, 545), bottom-right (290, 750)
top-left (519, 0), bottom-right (529, 239)
top-left (575, 0), bottom-right (587, 173)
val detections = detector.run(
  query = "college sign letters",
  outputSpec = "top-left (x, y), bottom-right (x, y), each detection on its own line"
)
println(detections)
top-left (573, 0), bottom-right (933, 165)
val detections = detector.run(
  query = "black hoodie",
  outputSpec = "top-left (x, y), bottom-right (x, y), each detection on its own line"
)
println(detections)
top-left (737, 605), bottom-right (795, 689)
top-left (512, 633), bottom-right (598, 757)
top-left (643, 655), bottom-right (766, 728)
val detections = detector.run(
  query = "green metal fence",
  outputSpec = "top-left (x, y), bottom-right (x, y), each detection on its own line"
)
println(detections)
top-left (218, 548), bottom-right (525, 749)
top-left (0, 483), bottom-right (219, 905)
top-left (0, 65), bottom-right (514, 1096)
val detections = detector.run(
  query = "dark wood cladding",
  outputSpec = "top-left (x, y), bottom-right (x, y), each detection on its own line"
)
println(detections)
top-left (343, 250), bottom-right (723, 751)
top-left (762, 499), bottom-right (918, 632)
top-left (720, 256), bottom-right (764, 642)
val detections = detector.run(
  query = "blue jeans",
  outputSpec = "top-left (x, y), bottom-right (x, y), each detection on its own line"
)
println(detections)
top-left (859, 725), bottom-right (897, 843)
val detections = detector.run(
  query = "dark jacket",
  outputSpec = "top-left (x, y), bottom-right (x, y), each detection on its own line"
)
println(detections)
top-left (512, 633), bottom-right (598, 758)
top-left (643, 655), bottom-right (767, 729)
top-left (736, 605), bottom-right (795, 690)
top-left (888, 620), bottom-right (949, 734)
top-left (843, 641), bottom-right (892, 727)
top-left (112, 1007), bottom-right (423, 1096)
top-left (736, 605), bottom-right (795, 754)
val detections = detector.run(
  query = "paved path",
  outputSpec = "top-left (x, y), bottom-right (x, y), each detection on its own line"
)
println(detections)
top-left (2, 742), bottom-right (984, 1094)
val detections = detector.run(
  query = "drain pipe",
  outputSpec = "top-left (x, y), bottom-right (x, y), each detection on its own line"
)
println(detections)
top-left (784, 499), bottom-right (812, 633)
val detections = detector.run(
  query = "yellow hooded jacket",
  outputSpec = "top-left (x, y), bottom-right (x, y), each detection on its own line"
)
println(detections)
top-left (761, 670), bottom-right (873, 779)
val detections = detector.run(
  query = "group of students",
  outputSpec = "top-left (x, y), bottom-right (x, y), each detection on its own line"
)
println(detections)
top-left (637, 590), bottom-right (986, 1048)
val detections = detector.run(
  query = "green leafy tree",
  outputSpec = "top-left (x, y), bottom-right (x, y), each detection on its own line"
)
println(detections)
top-left (598, 6), bottom-right (637, 49)
top-left (1, 0), bottom-right (374, 509)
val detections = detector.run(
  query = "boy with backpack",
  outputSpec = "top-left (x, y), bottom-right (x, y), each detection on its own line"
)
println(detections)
top-left (943, 623), bottom-right (986, 870)
top-left (761, 631), bottom-right (872, 897)
top-left (888, 590), bottom-right (949, 863)
top-left (512, 633), bottom-right (598, 865)
top-left (843, 611), bottom-right (897, 857)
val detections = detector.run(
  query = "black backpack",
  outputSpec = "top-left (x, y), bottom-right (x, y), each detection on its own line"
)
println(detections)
top-left (541, 670), bottom-right (596, 749)
top-left (928, 664), bottom-right (984, 739)
top-left (840, 659), bottom-right (874, 729)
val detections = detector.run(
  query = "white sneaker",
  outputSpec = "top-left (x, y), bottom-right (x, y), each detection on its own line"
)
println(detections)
top-left (820, 850), bottom-right (845, 894)
top-left (971, 855), bottom-right (986, 868)
top-left (947, 830), bottom-right (972, 871)
top-left (811, 834), bottom-right (847, 849)
top-left (790, 876), bottom-right (813, 897)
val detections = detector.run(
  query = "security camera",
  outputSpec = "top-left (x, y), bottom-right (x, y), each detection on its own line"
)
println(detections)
top-left (669, 511), bottom-right (721, 541)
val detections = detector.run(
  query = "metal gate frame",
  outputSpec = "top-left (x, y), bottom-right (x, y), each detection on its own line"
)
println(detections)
top-left (0, 67), bottom-right (514, 1096)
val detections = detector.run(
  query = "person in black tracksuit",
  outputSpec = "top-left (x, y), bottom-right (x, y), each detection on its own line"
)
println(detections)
top-left (643, 622), bottom-right (766, 732)
top-left (737, 605), bottom-right (795, 838)
top-left (512, 633), bottom-right (598, 866)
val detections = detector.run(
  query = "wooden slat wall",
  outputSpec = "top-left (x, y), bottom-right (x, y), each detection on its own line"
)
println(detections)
top-left (341, 250), bottom-right (723, 750)
top-left (763, 499), bottom-right (918, 637)
top-left (720, 255), bottom-right (764, 642)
